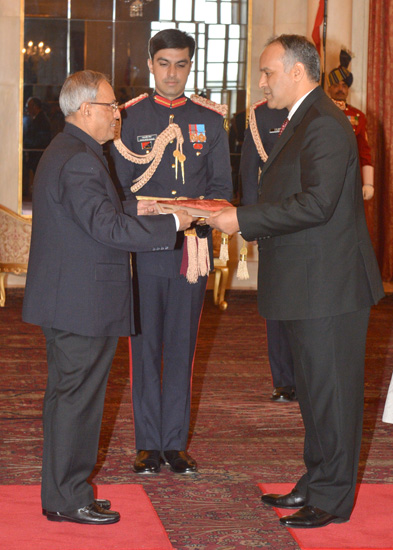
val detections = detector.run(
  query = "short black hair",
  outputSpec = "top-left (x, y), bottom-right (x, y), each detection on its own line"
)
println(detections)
top-left (266, 34), bottom-right (320, 83)
top-left (148, 29), bottom-right (195, 61)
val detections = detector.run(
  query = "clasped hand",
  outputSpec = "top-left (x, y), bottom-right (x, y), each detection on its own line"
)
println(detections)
top-left (137, 200), bottom-right (240, 234)
top-left (136, 200), bottom-right (193, 232)
top-left (200, 206), bottom-right (240, 235)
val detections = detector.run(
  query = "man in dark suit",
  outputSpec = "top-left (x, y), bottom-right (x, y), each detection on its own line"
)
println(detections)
top-left (22, 70), bottom-right (192, 525)
top-left (240, 102), bottom-right (296, 403)
top-left (206, 35), bottom-right (384, 528)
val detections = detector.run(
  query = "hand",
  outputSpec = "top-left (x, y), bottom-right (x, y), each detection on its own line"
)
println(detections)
top-left (137, 200), bottom-right (158, 215)
top-left (175, 209), bottom-right (193, 231)
top-left (362, 184), bottom-right (374, 200)
top-left (361, 165), bottom-right (374, 200)
top-left (206, 207), bottom-right (240, 235)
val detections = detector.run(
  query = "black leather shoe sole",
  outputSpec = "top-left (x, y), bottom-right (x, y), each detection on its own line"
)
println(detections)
top-left (271, 387), bottom-right (297, 402)
top-left (133, 465), bottom-right (161, 474)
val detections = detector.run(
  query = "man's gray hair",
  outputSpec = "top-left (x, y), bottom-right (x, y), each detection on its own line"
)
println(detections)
top-left (266, 34), bottom-right (321, 83)
top-left (59, 70), bottom-right (110, 117)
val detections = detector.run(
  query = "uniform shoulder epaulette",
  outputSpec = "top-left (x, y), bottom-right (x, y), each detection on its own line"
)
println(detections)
top-left (190, 94), bottom-right (228, 118)
top-left (250, 99), bottom-right (267, 112)
top-left (121, 93), bottom-right (149, 111)
top-left (248, 99), bottom-right (268, 162)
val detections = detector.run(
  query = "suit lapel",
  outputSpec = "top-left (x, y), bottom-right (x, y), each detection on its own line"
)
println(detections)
top-left (65, 124), bottom-right (123, 211)
top-left (261, 87), bottom-right (324, 176)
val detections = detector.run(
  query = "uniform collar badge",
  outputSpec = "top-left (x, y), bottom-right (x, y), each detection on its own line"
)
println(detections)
top-left (154, 94), bottom-right (187, 109)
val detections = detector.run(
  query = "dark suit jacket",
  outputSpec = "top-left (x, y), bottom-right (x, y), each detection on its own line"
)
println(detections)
top-left (22, 123), bottom-right (177, 337)
top-left (237, 87), bottom-right (384, 320)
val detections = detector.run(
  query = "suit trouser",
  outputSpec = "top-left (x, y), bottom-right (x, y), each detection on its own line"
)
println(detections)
top-left (41, 327), bottom-right (118, 512)
top-left (266, 319), bottom-right (295, 388)
top-left (283, 307), bottom-right (370, 519)
top-left (130, 273), bottom-right (206, 451)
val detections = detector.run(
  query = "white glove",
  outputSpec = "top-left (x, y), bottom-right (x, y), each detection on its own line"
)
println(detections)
top-left (362, 165), bottom-right (374, 200)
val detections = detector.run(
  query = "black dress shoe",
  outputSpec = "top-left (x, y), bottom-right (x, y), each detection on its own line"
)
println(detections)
top-left (133, 450), bottom-right (161, 474)
top-left (46, 501), bottom-right (120, 524)
top-left (43, 498), bottom-right (111, 516)
top-left (271, 386), bottom-right (296, 402)
top-left (261, 488), bottom-right (306, 509)
top-left (279, 505), bottom-right (347, 529)
top-left (163, 450), bottom-right (197, 473)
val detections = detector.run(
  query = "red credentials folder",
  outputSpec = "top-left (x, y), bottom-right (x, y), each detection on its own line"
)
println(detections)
top-left (137, 197), bottom-right (233, 218)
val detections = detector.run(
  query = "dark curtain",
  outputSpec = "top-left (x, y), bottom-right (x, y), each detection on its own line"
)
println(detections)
top-left (366, 0), bottom-right (393, 280)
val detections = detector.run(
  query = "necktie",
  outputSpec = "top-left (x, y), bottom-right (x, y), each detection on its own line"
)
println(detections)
top-left (278, 117), bottom-right (289, 137)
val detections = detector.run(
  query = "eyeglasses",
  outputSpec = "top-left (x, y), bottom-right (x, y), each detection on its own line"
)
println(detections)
top-left (89, 101), bottom-right (119, 112)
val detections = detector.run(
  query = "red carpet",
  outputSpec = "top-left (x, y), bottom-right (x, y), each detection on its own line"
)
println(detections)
top-left (259, 483), bottom-right (393, 550)
top-left (0, 484), bottom-right (173, 550)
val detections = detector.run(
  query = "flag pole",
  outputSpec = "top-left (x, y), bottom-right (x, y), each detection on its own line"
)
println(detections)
top-left (320, 0), bottom-right (328, 89)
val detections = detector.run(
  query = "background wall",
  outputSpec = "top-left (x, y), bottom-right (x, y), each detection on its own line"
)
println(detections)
top-left (0, 0), bottom-right (23, 213)
top-left (0, 0), bottom-right (370, 290)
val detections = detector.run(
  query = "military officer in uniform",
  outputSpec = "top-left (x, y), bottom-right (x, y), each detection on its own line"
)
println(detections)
top-left (240, 101), bottom-right (296, 403)
top-left (327, 49), bottom-right (374, 200)
top-left (111, 28), bottom-right (232, 474)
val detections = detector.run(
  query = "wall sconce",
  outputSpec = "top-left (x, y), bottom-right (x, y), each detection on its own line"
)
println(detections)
top-left (22, 41), bottom-right (51, 60)
top-left (124, 0), bottom-right (155, 18)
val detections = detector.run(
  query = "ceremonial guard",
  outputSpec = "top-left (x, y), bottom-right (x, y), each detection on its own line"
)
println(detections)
top-left (111, 29), bottom-right (232, 474)
top-left (327, 49), bottom-right (374, 200)
top-left (240, 100), bottom-right (296, 403)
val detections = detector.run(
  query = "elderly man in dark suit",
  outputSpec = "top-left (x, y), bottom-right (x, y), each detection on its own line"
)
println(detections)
top-left (206, 35), bottom-right (384, 528)
top-left (22, 70), bottom-right (192, 525)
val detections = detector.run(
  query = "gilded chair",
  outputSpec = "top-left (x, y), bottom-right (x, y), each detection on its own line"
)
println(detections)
top-left (0, 205), bottom-right (32, 306)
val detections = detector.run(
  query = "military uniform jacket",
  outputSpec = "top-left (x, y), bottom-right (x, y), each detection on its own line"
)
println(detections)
top-left (111, 93), bottom-right (232, 278)
top-left (22, 123), bottom-right (177, 337)
top-left (237, 87), bottom-right (384, 320)
top-left (240, 101), bottom-right (288, 205)
top-left (344, 103), bottom-right (373, 167)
